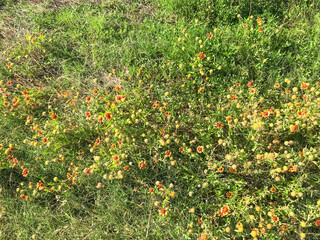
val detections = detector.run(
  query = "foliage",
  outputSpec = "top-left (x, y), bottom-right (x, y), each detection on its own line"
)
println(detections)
top-left (0, 0), bottom-right (320, 239)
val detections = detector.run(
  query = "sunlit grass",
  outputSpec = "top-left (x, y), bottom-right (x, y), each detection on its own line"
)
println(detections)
top-left (0, 0), bottom-right (320, 239)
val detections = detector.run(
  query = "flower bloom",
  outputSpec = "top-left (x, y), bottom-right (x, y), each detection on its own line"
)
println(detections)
top-left (22, 168), bottom-right (29, 177)
top-left (250, 88), bottom-right (256, 94)
top-left (218, 167), bottom-right (224, 173)
top-left (105, 112), bottom-right (112, 120)
top-left (290, 124), bottom-right (299, 133)
top-left (272, 215), bottom-right (279, 222)
top-left (301, 82), bottom-right (309, 89)
top-left (116, 95), bottom-right (122, 101)
top-left (218, 205), bottom-right (230, 217)
top-left (315, 220), bottom-right (320, 227)
top-left (84, 168), bottom-right (91, 175)
top-left (262, 111), bottom-right (270, 117)
top-left (198, 52), bottom-right (206, 60)
top-left (216, 122), bottom-right (223, 128)
top-left (197, 146), bottom-right (204, 153)
top-left (159, 208), bottom-right (167, 216)
top-left (139, 161), bottom-right (147, 169)
top-left (51, 114), bottom-right (58, 120)
top-left (20, 194), bottom-right (27, 200)
top-left (165, 150), bottom-right (172, 157)
top-left (124, 166), bottom-right (130, 171)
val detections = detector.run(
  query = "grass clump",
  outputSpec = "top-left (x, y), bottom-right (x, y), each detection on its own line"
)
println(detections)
top-left (0, 0), bottom-right (320, 239)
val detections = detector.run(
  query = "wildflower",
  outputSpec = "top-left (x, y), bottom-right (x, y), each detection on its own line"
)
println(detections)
top-left (218, 205), bottom-right (230, 217)
top-left (93, 89), bottom-right (98, 94)
top-left (67, 173), bottom-right (72, 180)
top-left (216, 122), bottom-right (223, 128)
top-left (165, 150), bottom-right (172, 157)
top-left (149, 188), bottom-right (154, 194)
top-left (301, 82), bottom-right (309, 89)
top-left (22, 168), bottom-right (29, 177)
top-left (116, 95), bottom-right (122, 101)
top-left (139, 161), bottom-right (147, 169)
top-left (243, 24), bottom-right (248, 27)
top-left (274, 83), bottom-right (280, 88)
top-left (51, 114), bottom-right (58, 120)
top-left (83, 168), bottom-right (91, 175)
top-left (42, 137), bottom-right (47, 144)
top-left (226, 116), bottom-right (232, 122)
top-left (272, 215), bottom-right (279, 222)
top-left (259, 27), bottom-right (263, 32)
top-left (37, 182), bottom-right (45, 190)
top-left (206, 33), bottom-right (212, 38)
top-left (250, 88), bottom-right (256, 94)
top-left (197, 146), bottom-right (204, 153)
top-left (236, 222), bottom-right (243, 229)
top-left (198, 52), bottom-right (206, 60)
top-left (200, 233), bottom-right (207, 239)
top-left (226, 192), bottom-right (232, 198)
top-left (270, 187), bottom-right (276, 192)
top-left (86, 96), bottom-right (91, 102)
top-left (115, 86), bottom-right (122, 91)
top-left (20, 194), bottom-right (27, 200)
top-left (248, 81), bottom-right (253, 88)
top-left (263, 110), bottom-right (270, 117)
top-left (282, 225), bottom-right (288, 230)
top-left (159, 208), bottom-right (167, 216)
top-left (105, 112), bottom-right (112, 120)
top-left (218, 167), bottom-right (224, 173)
top-left (124, 166), bottom-right (130, 171)
top-left (231, 95), bottom-right (237, 102)
top-left (179, 147), bottom-right (184, 153)
top-left (189, 208), bottom-right (195, 213)
top-left (290, 124), bottom-right (299, 133)
top-left (300, 221), bottom-right (307, 227)
top-left (315, 220), bottom-right (320, 227)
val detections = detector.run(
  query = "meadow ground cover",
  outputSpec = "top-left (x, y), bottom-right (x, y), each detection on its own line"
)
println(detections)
top-left (0, 0), bottom-right (320, 239)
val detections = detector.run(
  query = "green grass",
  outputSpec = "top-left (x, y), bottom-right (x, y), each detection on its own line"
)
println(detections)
top-left (1, 0), bottom-right (320, 239)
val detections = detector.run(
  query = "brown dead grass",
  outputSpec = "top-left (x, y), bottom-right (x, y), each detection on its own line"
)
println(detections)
top-left (28, 0), bottom-right (106, 9)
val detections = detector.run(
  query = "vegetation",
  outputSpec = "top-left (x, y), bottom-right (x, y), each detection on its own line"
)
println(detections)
top-left (0, 0), bottom-right (320, 239)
